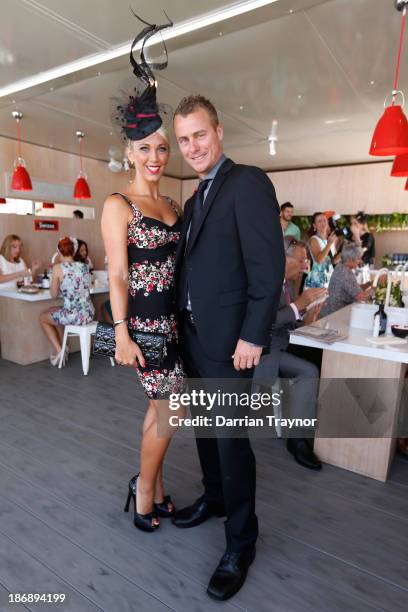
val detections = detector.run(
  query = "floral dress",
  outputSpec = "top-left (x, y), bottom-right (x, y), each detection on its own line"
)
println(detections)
top-left (51, 262), bottom-right (95, 325)
top-left (304, 235), bottom-right (333, 289)
top-left (117, 193), bottom-right (185, 399)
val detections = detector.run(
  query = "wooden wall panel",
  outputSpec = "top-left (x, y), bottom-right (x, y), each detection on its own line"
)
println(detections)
top-left (0, 137), bottom-right (181, 270)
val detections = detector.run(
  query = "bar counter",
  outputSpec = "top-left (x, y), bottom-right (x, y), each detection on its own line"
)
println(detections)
top-left (290, 304), bottom-right (408, 481)
top-left (0, 285), bottom-right (109, 365)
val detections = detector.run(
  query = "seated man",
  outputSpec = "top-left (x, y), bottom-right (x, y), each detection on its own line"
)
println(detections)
top-left (255, 237), bottom-right (327, 470)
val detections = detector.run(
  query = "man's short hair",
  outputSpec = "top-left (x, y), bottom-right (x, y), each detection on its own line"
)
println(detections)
top-left (73, 210), bottom-right (84, 219)
top-left (280, 202), bottom-right (294, 212)
top-left (284, 236), bottom-right (307, 257)
top-left (174, 95), bottom-right (219, 128)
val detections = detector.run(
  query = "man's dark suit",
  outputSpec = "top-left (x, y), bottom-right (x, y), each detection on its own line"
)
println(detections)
top-left (176, 157), bottom-right (284, 553)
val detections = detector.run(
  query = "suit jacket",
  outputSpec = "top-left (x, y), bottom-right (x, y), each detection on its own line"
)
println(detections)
top-left (176, 157), bottom-right (284, 361)
top-left (269, 288), bottom-right (298, 351)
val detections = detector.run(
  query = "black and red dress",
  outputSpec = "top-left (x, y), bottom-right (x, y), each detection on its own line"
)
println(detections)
top-left (115, 193), bottom-right (185, 398)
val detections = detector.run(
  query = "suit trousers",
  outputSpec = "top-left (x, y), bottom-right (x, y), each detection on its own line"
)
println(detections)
top-left (179, 314), bottom-right (258, 553)
top-left (256, 349), bottom-right (319, 436)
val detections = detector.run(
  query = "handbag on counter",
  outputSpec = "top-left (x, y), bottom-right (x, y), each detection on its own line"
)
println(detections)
top-left (93, 322), bottom-right (167, 367)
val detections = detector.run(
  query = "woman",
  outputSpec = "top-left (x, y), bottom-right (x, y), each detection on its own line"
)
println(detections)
top-left (320, 242), bottom-right (372, 317)
top-left (304, 212), bottom-right (338, 289)
top-left (101, 26), bottom-right (184, 533)
top-left (0, 234), bottom-right (40, 288)
top-left (351, 211), bottom-right (375, 266)
top-left (39, 237), bottom-right (94, 365)
top-left (74, 239), bottom-right (94, 270)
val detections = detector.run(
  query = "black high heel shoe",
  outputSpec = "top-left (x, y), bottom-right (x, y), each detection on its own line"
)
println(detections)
top-left (154, 495), bottom-right (176, 518)
top-left (124, 474), bottom-right (159, 532)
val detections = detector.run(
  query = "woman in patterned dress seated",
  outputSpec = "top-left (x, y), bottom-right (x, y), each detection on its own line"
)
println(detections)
top-left (39, 236), bottom-right (95, 366)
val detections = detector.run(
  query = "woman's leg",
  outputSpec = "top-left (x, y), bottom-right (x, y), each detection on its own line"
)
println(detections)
top-left (138, 399), bottom-right (180, 522)
top-left (39, 310), bottom-right (62, 355)
top-left (141, 402), bottom-right (171, 507)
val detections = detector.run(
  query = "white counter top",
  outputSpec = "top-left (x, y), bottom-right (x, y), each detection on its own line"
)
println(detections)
top-left (290, 304), bottom-right (408, 364)
top-left (0, 285), bottom-right (109, 302)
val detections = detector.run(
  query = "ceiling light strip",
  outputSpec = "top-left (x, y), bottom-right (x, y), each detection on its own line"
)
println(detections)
top-left (0, 0), bottom-right (278, 98)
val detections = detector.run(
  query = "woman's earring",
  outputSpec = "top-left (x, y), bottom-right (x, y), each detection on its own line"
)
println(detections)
top-left (127, 160), bottom-right (135, 184)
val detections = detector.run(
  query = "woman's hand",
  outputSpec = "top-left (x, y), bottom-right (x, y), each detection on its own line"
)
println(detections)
top-left (115, 328), bottom-right (145, 367)
top-left (327, 231), bottom-right (337, 247)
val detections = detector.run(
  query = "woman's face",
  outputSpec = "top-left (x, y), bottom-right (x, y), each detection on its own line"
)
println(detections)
top-left (351, 218), bottom-right (363, 235)
top-left (127, 132), bottom-right (169, 183)
top-left (79, 244), bottom-right (87, 259)
top-left (313, 214), bottom-right (328, 236)
top-left (10, 240), bottom-right (21, 261)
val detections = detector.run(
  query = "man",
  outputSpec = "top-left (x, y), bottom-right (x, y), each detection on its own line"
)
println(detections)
top-left (73, 210), bottom-right (84, 219)
top-left (254, 236), bottom-right (326, 469)
top-left (280, 202), bottom-right (301, 240)
top-left (173, 95), bottom-right (284, 601)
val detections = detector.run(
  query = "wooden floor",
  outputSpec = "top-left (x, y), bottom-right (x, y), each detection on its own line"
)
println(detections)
top-left (0, 355), bottom-right (407, 612)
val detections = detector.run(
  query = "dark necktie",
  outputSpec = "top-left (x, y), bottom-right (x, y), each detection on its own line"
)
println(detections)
top-left (186, 179), bottom-right (210, 252)
top-left (283, 280), bottom-right (291, 305)
top-left (178, 179), bottom-right (210, 310)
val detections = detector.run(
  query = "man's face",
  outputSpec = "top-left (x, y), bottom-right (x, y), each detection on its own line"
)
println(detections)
top-left (174, 107), bottom-right (224, 177)
top-left (285, 246), bottom-right (308, 281)
top-left (281, 206), bottom-right (294, 222)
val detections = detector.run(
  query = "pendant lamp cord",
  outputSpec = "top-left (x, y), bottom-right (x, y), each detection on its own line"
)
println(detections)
top-left (393, 7), bottom-right (406, 103)
top-left (79, 137), bottom-right (83, 173)
top-left (16, 118), bottom-right (21, 158)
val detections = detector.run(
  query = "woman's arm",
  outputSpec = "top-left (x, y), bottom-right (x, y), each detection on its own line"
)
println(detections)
top-left (50, 264), bottom-right (61, 298)
top-left (101, 195), bottom-right (145, 367)
top-left (309, 233), bottom-right (337, 264)
top-left (0, 269), bottom-right (27, 284)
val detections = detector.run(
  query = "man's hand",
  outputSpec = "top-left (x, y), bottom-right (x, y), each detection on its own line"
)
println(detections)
top-left (294, 288), bottom-right (327, 312)
top-left (232, 339), bottom-right (262, 371)
top-left (303, 303), bottom-right (323, 325)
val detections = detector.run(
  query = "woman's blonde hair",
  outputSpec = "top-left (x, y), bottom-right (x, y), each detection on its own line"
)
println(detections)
top-left (127, 125), bottom-right (170, 152)
top-left (0, 234), bottom-right (22, 262)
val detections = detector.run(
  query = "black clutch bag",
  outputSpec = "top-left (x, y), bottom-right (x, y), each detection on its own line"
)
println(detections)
top-left (93, 322), bottom-right (167, 367)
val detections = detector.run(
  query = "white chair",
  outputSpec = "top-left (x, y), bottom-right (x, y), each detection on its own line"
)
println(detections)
top-left (58, 321), bottom-right (115, 375)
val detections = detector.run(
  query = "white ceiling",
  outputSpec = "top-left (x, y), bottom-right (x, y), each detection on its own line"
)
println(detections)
top-left (0, 0), bottom-right (405, 177)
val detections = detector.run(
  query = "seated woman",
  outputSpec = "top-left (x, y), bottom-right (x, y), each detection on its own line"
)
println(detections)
top-left (39, 236), bottom-right (95, 366)
top-left (74, 239), bottom-right (94, 271)
top-left (0, 234), bottom-right (40, 288)
top-left (320, 242), bottom-right (372, 318)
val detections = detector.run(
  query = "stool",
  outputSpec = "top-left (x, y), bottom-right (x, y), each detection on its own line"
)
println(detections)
top-left (58, 322), bottom-right (115, 375)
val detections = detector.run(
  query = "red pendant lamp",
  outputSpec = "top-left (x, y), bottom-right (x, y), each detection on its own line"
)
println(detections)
top-left (370, 1), bottom-right (408, 156)
top-left (73, 131), bottom-right (91, 199)
top-left (405, 178), bottom-right (408, 190)
top-left (11, 111), bottom-right (32, 191)
top-left (391, 152), bottom-right (408, 175)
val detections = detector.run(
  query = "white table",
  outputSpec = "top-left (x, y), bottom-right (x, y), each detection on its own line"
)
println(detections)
top-left (0, 285), bottom-right (109, 365)
top-left (290, 305), bottom-right (408, 481)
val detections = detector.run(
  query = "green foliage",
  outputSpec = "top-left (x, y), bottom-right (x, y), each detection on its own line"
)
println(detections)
top-left (374, 280), bottom-right (404, 307)
top-left (293, 213), bottom-right (408, 235)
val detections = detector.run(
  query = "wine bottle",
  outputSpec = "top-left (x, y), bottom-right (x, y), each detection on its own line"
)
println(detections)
top-left (373, 302), bottom-right (387, 337)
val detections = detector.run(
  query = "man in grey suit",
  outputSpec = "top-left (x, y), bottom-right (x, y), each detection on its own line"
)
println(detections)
top-left (255, 237), bottom-right (326, 470)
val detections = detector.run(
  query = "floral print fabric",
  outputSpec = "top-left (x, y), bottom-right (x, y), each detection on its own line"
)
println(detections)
top-left (124, 196), bottom-right (185, 399)
top-left (51, 262), bottom-right (95, 325)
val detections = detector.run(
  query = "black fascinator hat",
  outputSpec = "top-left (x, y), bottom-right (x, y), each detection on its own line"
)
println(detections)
top-left (112, 11), bottom-right (173, 142)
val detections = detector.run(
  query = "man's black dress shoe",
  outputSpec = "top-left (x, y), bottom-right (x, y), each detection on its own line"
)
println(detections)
top-left (286, 438), bottom-right (322, 470)
top-left (207, 547), bottom-right (256, 601)
top-left (172, 495), bottom-right (225, 528)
